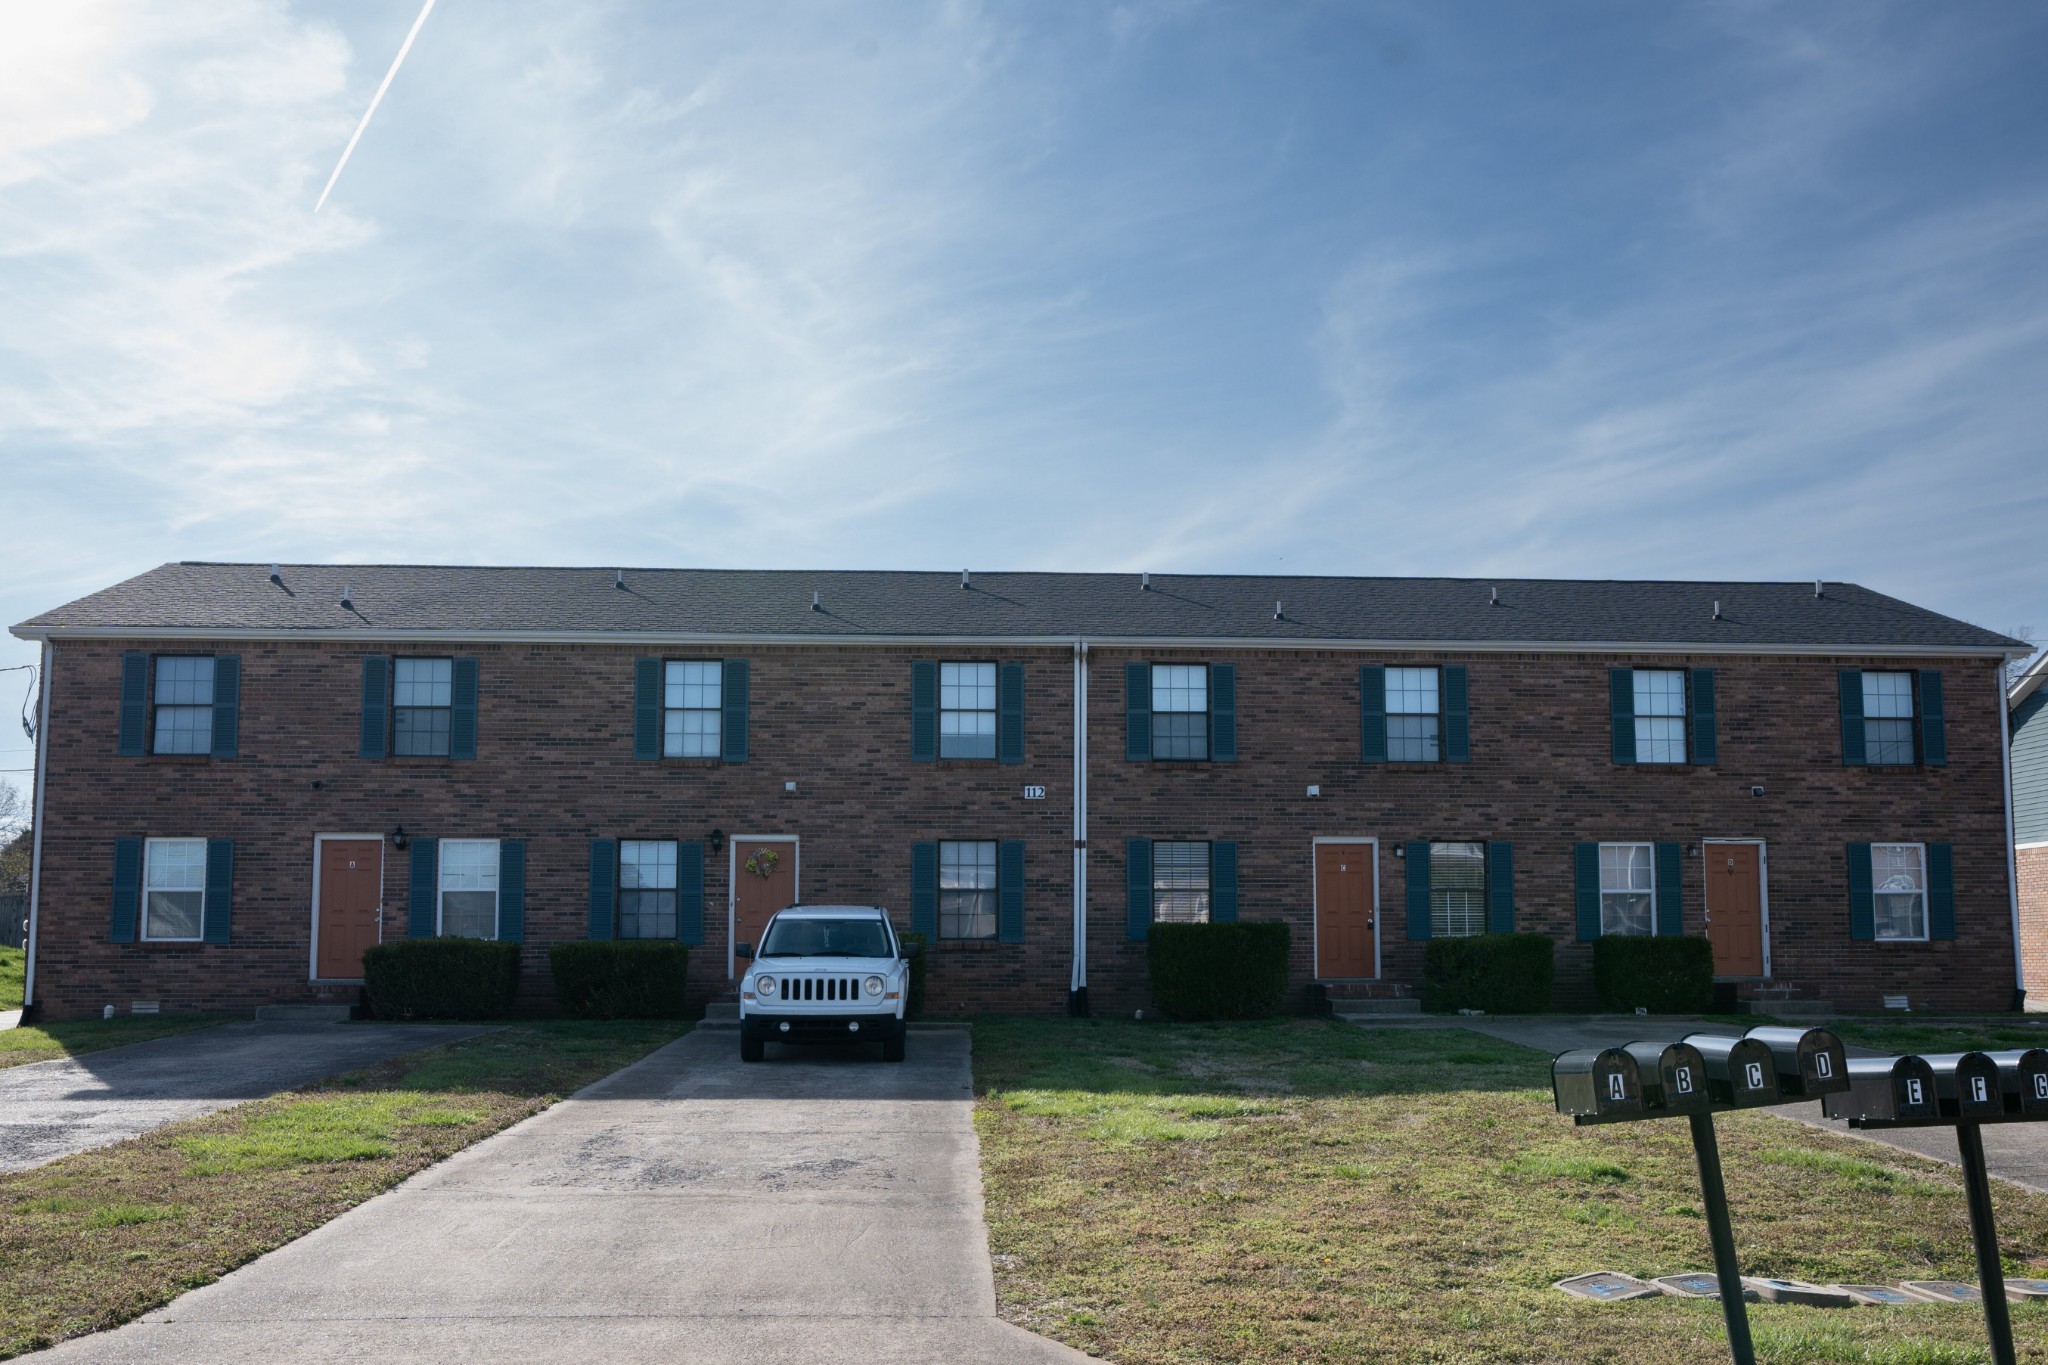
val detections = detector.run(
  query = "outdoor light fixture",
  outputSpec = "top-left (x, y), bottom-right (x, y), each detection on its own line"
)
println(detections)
top-left (710, 828), bottom-right (725, 854)
top-left (391, 825), bottom-right (409, 850)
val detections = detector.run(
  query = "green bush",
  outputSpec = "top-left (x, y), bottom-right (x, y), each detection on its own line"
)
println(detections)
top-left (363, 938), bottom-right (521, 1020)
top-left (1592, 935), bottom-right (1715, 1014)
top-left (901, 930), bottom-right (927, 1018)
top-left (549, 941), bottom-right (690, 1019)
top-left (1422, 934), bottom-right (1554, 1013)
top-left (1147, 921), bottom-right (1291, 1020)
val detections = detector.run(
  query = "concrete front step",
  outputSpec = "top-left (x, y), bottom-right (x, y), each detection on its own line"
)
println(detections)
top-left (254, 1004), bottom-right (353, 1023)
top-left (1333, 999), bottom-right (1422, 1017)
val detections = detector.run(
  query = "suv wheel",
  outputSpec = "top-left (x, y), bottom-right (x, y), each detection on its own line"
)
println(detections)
top-left (740, 1037), bottom-right (765, 1063)
top-left (883, 1036), bottom-right (906, 1063)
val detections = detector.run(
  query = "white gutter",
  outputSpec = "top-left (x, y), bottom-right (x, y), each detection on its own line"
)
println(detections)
top-left (23, 641), bottom-right (49, 1013)
top-left (6, 623), bottom-right (2016, 659)
top-left (1071, 641), bottom-right (1089, 1001)
top-left (2003, 661), bottom-right (2026, 1007)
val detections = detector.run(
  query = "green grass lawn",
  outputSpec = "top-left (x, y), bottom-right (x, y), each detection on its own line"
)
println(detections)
top-left (0, 946), bottom-right (21, 1011)
top-left (0, 1018), bottom-right (689, 1359)
top-left (0, 1015), bottom-right (232, 1070)
top-left (1824, 1017), bottom-right (2048, 1055)
top-left (974, 1017), bottom-right (2048, 1365)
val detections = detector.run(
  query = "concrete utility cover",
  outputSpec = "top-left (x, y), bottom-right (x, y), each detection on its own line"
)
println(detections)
top-left (1741, 1278), bottom-right (1853, 1307)
top-left (1834, 1284), bottom-right (1924, 1305)
top-left (1554, 1272), bottom-right (1659, 1301)
top-left (0, 1019), bottom-right (495, 1172)
top-left (2004, 1278), bottom-right (2048, 1301)
top-left (34, 1029), bottom-right (1097, 1363)
top-left (1901, 1280), bottom-right (1982, 1303)
top-left (1652, 1273), bottom-right (1757, 1300)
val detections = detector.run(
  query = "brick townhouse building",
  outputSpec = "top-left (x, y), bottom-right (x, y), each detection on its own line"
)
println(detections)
top-left (9, 564), bottom-right (2030, 1021)
top-left (2011, 652), bottom-right (2048, 1003)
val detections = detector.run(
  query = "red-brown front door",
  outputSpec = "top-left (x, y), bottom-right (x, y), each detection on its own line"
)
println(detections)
top-left (732, 838), bottom-right (798, 974)
top-left (1315, 842), bottom-right (1378, 978)
top-left (1703, 842), bottom-right (1766, 978)
top-left (317, 839), bottom-right (383, 979)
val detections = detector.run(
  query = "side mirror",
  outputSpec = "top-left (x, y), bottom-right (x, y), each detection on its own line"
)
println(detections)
top-left (902, 941), bottom-right (923, 961)
top-left (735, 943), bottom-right (753, 961)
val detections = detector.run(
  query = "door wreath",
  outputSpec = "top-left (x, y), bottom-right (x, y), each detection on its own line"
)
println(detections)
top-left (743, 847), bottom-right (782, 879)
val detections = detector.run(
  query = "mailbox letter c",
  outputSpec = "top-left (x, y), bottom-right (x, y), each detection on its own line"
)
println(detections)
top-left (1744, 1062), bottom-right (1765, 1090)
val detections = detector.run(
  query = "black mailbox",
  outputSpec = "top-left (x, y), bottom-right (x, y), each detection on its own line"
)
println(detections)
top-left (1988, 1049), bottom-right (2048, 1117)
top-left (1920, 1053), bottom-right (2005, 1120)
top-left (1684, 1033), bottom-right (1781, 1107)
top-left (1821, 1055), bottom-right (1940, 1124)
top-left (1622, 1040), bottom-right (1710, 1115)
top-left (1552, 1047), bottom-right (1644, 1121)
top-left (1744, 1025), bottom-right (1850, 1099)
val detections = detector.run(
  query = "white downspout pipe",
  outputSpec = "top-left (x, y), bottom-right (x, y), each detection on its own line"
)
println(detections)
top-left (1071, 640), bottom-right (1088, 1005)
top-left (2002, 661), bottom-right (2027, 1009)
top-left (23, 642), bottom-right (50, 1013)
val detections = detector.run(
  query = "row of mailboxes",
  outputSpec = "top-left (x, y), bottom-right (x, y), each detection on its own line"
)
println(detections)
top-left (1823, 1050), bottom-right (2048, 1126)
top-left (1553, 1026), bottom-right (1852, 1123)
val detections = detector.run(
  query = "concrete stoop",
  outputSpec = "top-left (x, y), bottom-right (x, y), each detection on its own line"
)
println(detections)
top-left (1332, 999), bottom-right (1423, 1018)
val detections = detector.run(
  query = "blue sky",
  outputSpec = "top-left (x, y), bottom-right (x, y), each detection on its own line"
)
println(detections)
top-left (3, 1), bottom-right (2047, 798)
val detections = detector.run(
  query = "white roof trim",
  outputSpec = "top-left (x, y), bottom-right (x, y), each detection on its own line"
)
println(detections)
top-left (2011, 650), bottom-right (2048, 708)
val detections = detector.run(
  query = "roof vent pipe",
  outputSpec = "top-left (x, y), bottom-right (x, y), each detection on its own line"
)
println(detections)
top-left (961, 570), bottom-right (970, 589)
top-left (811, 591), bottom-right (822, 612)
top-left (615, 569), bottom-right (625, 590)
top-left (268, 564), bottom-right (281, 585)
top-left (1140, 572), bottom-right (1149, 591)
top-left (1489, 586), bottom-right (1498, 606)
top-left (1713, 599), bottom-right (1723, 620)
top-left (1814, 580), bottom-right (1824, 598)
top-left (1274, 601), bottom-right (1283, 620)
top-left (341, 581), bottom-right (353, 611)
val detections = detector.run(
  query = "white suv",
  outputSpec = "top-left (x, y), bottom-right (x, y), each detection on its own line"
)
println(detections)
top-left (737, 905), bottom-right (918, 1063)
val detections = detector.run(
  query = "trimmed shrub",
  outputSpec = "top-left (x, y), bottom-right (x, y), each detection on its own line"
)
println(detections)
top-left (549, 941), bottom-right (690, 1019)
top-left (1147, 921), bottom-right (1291, 1020)
top-left (901, 931), bottom-right (927, 1018)
top-left (363, 938), bottom-right (520, 1020)
top-left (1422, 934), bottom-right (1554, 1014)
top-left (1593, 935), bottom-right (1716, 1014)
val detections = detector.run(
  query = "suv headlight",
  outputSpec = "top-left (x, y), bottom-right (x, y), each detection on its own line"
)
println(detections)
top-left (755, 975), bottom-right (777, 997)
top-left (864, 975), bottom-right (884, 997)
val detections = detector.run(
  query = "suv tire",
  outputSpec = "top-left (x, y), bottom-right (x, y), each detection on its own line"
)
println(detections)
top-left (740, 1037), bottom-right (765, 1063)
top-left (883, 1036), bottom-right (906, 1063)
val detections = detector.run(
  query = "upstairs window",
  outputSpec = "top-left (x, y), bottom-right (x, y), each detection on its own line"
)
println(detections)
top-left (438, 839), bottom-right (500, 938)
top-left (939, 839), bottom-right (998, 939)
top-left (1862, 673), bottom-right (1916, 765)
top-left (1153, 841), bottom-right (1212, 923)
top-left (1632, 670), bottom-right (1687, 764)
top-left (1387, 667), bottom-right (1441, 762)
top-left (663, 662), bottom-right (722, 758)
top-left (1151, 665), bottom-right (1209, 761)
top-left (143, 838), bottom-right (207, 941)
top-left (1599, 843), bottom-right (1655, 936)
top-left (1429, 842), bottom-right (1487, 937)
top-left (1873, 843), bottom-right (1928, 940)
top-left (940, 663), bottom-right (997, 760)
top-left (393, 658), bottom-right (454, 757)
top-left (152, 657), bottom-right (215, 754)
top-left (619, 840), bottom-right (678, 939)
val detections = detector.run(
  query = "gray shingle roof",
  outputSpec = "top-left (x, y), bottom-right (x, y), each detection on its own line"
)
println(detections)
top-left (9, 562), bottom-right (2024, 652)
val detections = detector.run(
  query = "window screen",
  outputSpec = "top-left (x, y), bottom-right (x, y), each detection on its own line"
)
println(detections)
top-left (1632, 670), bottom-right (1687, 765)
top-left (439, 839), bottom-right (499, 938)
top-left (620, 840), bottom-right (679, 938)
top-left (1429, 842), bottom-right (1487, 938)
top-left (1151, 665), bottom-right (1209, 761)
top-left (939, 840), bottom-right (998, 939)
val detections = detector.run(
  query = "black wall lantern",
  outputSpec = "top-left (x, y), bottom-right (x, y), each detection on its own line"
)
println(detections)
top-left (391, 825), bottom-right (409, 850)
top-left (709, 828), bottom-right (726, 855)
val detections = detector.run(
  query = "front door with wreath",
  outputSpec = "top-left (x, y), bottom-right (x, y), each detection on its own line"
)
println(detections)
top-left (731, 837), bottom-right (798, 973)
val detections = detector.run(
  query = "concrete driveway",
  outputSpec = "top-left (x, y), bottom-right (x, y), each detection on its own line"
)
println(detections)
top-left (38, 1028), bottom-right (1096, 1364)
top-left (0, 1019), bottom-right (493, 1173)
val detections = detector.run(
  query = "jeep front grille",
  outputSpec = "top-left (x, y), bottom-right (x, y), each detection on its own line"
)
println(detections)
top-left (786, 975), bottom-right (861, 1003)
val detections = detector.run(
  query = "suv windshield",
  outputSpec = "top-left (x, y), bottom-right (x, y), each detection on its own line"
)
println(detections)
top-left (759, 918), bottom-right (894, 959)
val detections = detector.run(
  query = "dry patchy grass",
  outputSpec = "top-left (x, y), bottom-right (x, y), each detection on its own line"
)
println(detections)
top-left (0, 1019), bottom-right (687, 1358)
top-left (0, 1015), bottom-right (231, 1070)
top-left (973, 1017), bottom-right (2048, 1365)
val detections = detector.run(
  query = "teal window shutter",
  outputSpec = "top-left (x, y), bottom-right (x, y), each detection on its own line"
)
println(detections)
top-left (1846, 842), bottom-right (1874, 941)
top-left (1485, 841), bottom-right (1513, 933)
top-left (910, 661), bottom-right (937, 762)
top-left (1443, 666), bottom-right (1470, 764)
top-left (449, 658), bottom-right (479, 760)
top-left (1839, 671), bottom-right (1866, 766)
top-left (1126, 838), bottom-right (1153, 940)
top-left (1209, 664), bottom-right (1237, 761)
top-left (1125, 663), bottom-right (1151, 760)
top-left (677, 841), bottom-right (706, 945)
top-left (359, 657), bottom-right (389, 759)
top-left (998, 840), bottom-right (1026, 943)
top-left (1654, 842), bottom-right (1683, 936)
top-left (1211, 841), bottom-right (1239, 923)
top-left (202, 839), bottom-right (234, 944)
top-left (110, 838), bottom-right (141, 943)
top-left (722, 659), bottom-right (750, 762)
top-left (998, 663), bottom-right (1026, 765)
top-left (210, 655), bottom-right (240, 759)
top-left (1916, 671), bottom-right (1946, 766)
top-left (408, 838), bottom-right (439, 939)
top-left (633, 659), bottom-right (660, 760)
top-left (497, 840), bottom-right (525, 943)
top-left (1609, 669), bottom-right (1636, 764)
top-left (118, 652), bottom-right (147, 756)
top-left (587, 839), bottom-right (618, 941)
top-left (1405, 842), bottom-right (1432, 941)
top-left (1927, 843), bottom-right (1955, 940)
top-left (911, 842), bottom-right (937, 937)
top-left (1574, 843), bottom-right (1600, 942)
top-left (1688, 669), bottom-right (1716, 765)
top-left (1359, 665), bottom-right (1386, 763)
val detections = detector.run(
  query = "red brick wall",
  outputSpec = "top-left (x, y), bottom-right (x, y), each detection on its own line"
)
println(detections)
top-left (25, 639), bottom-right (2017, 1019)
top-left (2020, 844), bottom-right (2048, 1010)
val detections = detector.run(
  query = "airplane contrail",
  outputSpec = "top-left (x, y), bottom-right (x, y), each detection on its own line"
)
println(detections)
top-left (314, 0), bottom-right (440, 213)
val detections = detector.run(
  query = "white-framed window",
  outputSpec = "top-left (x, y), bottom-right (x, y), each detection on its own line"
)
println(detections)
top-left (939, 663), bottom-right (997, 760)
top-left (393, 657), bottom-right (454, 756)
top-left (620, 840), bottom-right (678, 938)
top-left (1599, 843), bottom-right (1655, 936)
top-left (1873, 843), bottom-right (1928, 941)
top-left (939, 839), bottom-right (998, 939)
top-left (438, 839), bottom-right (500, 939)
top-left (1863, 673), bottom-right (1916, 766)
top-left (662, 662), bottom-right (722, 758)
top-left (1430, 841), bottom-right (1487, 937)
top-left (1633, 670), bottom-right (1687, 764)
top-left (152, 657), bottom-right (214, 754)
top-left (1153, 841), bottom-right (1211, 922)
top-left (1152, 665), bottom-right (1209, 761)
top-left (1387, 667), bottom-right (1441, 762)
top-left (142, 838), bottom-right (207, 941)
